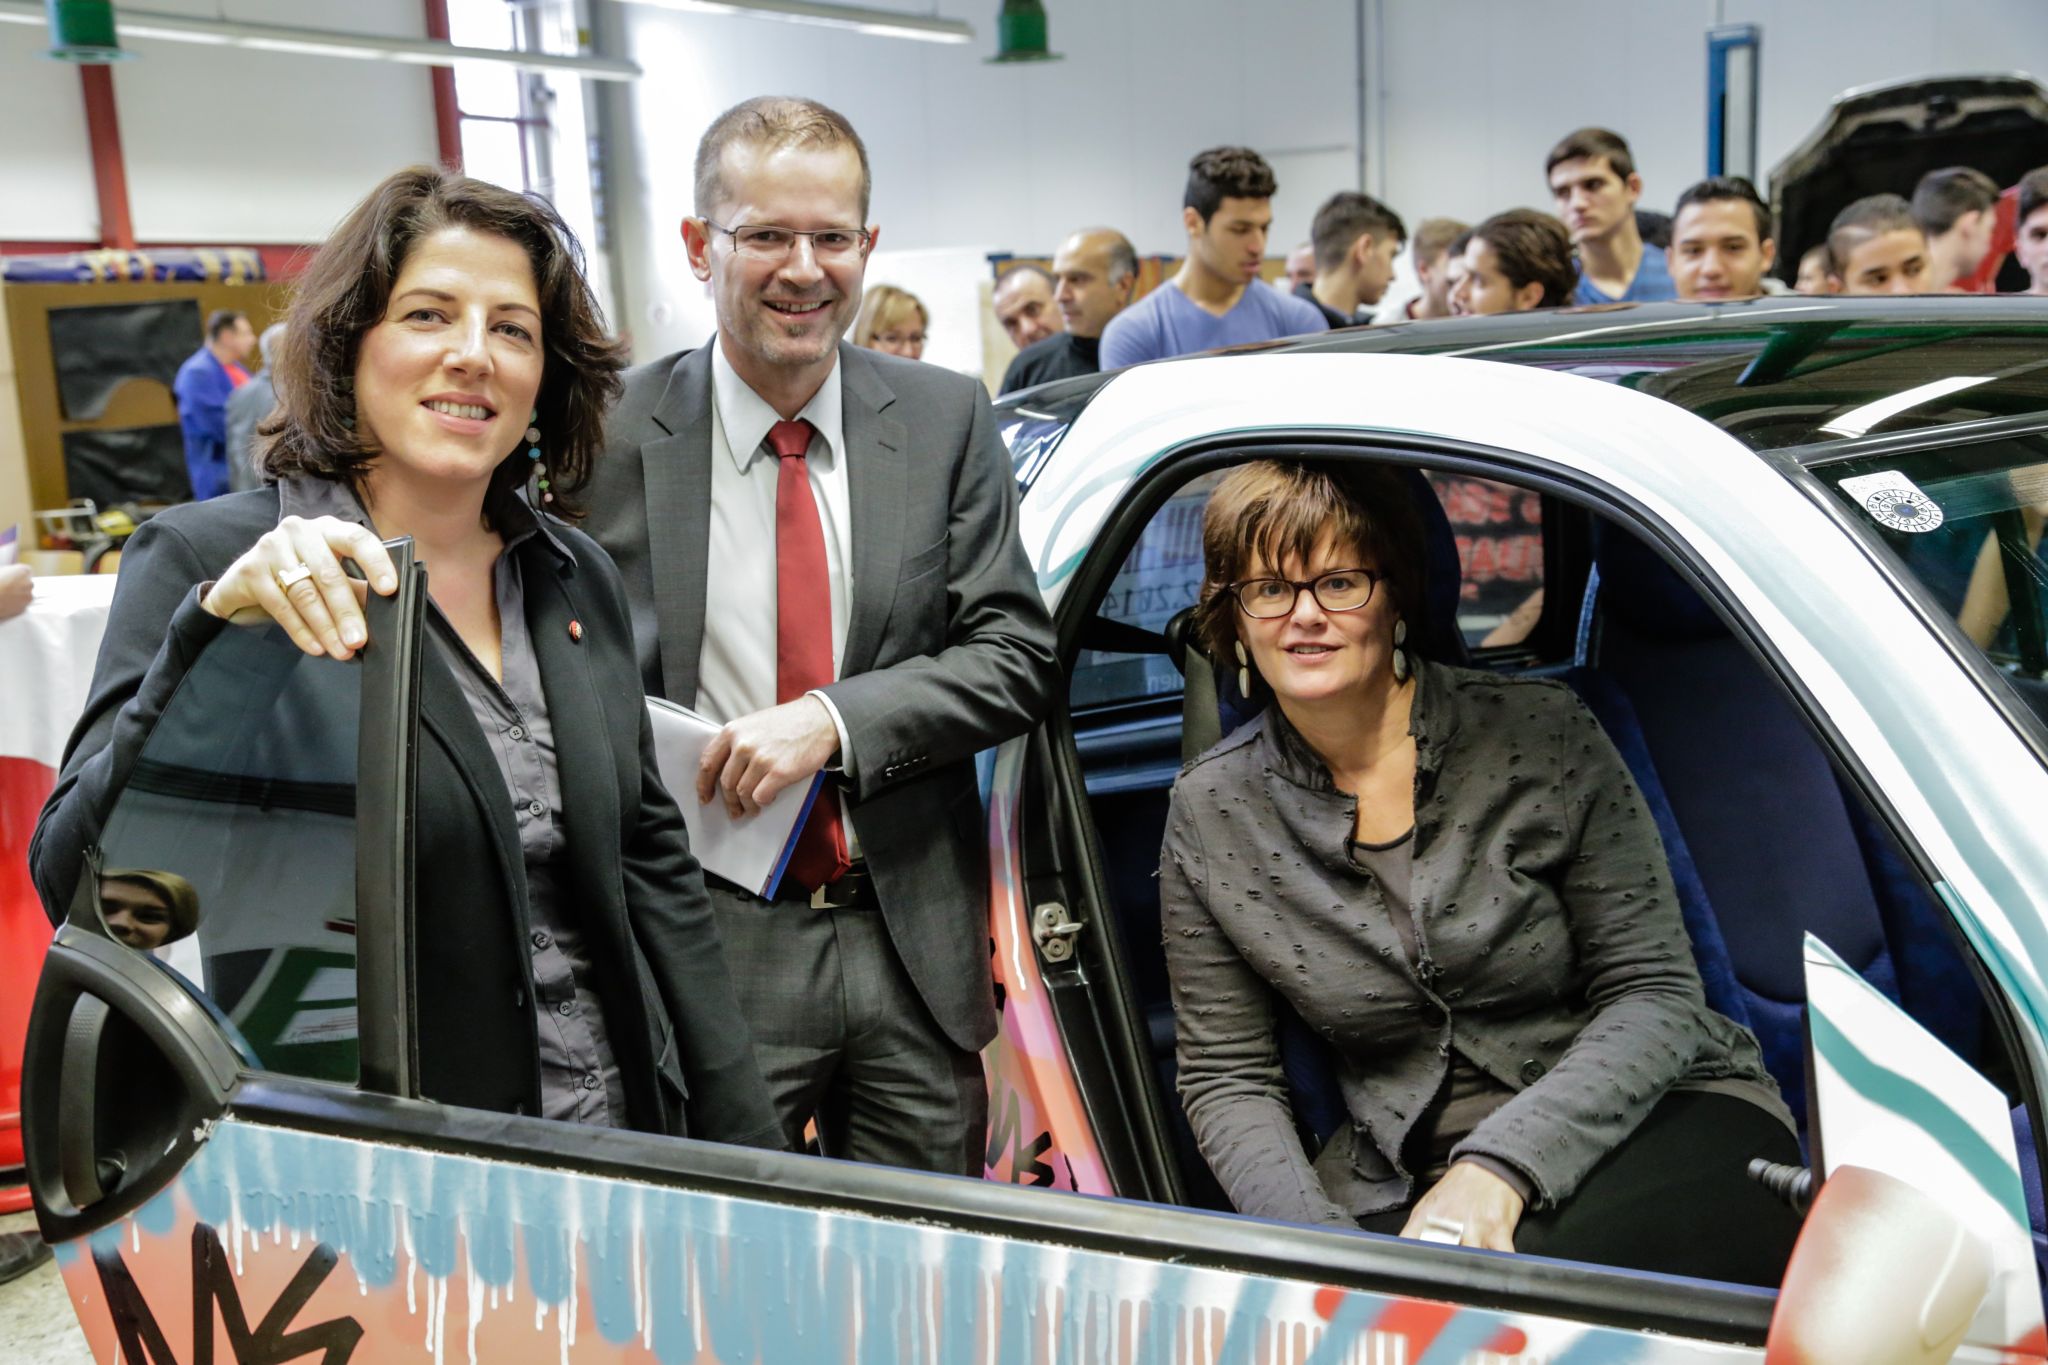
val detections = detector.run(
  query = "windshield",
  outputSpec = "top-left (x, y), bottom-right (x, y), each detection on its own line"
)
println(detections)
top-left (997, 371), bottom-right (1118, 490)
top-left (1813, 427), bottom-right (2048, 735)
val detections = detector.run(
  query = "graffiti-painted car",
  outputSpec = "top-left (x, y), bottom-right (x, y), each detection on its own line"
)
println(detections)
top-left (24, 296), bottom-right (2048, 1363)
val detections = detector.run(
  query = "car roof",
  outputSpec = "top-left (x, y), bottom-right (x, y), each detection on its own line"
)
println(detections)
top-left (1000, 295), bottom-right (2048, 470)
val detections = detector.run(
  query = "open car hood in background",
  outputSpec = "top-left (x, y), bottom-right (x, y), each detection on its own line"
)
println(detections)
top-left (1769, 73), bottom-right (2048, 288)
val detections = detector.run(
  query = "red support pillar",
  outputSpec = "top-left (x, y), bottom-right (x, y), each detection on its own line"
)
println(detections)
top-left (78, 65), bottom-right (135, 250)
top-left (423, 0), bottom-right (463, 171)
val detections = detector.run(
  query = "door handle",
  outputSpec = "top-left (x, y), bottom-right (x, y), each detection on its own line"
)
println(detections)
top-left (58, 994), bottom-right (112, 1209)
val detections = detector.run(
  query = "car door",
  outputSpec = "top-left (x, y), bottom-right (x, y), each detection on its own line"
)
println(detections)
top-left (995, 400), bottom-right (2048, 1363)
top-left (22, 538), bottom-right (428, 1361)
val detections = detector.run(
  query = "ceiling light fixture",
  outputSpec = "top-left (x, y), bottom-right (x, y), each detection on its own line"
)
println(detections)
top-left (41, 0), bottom-right (128, 61)
top-left (1, 0), bottom-right (643, 79)
top-left (988, 0), bottom-right (1059, 63)
top-left (624, 0), bottom-right (972, 45)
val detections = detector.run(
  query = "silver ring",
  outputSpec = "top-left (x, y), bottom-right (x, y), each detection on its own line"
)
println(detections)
top-left (1418, 1215), bottom-right (1465, 1245)
top-left (274, 563), bottom-right (314, 592)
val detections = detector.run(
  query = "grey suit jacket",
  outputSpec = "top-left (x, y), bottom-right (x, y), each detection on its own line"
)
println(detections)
top-left (583, 341), bottom-right (1058, 1052)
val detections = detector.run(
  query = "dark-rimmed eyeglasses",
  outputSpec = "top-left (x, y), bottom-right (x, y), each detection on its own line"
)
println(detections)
top-left (703, 218), bottom-right (873, 262)
top-left (1231, 568), bottom-right (1379, 619)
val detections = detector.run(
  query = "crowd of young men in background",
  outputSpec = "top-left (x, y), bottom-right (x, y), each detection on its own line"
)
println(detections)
top-left (989, 127), bottom-right (2048, 394)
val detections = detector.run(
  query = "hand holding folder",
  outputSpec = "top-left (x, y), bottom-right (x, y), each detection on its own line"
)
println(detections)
top-left (646, 696), bottom-right (824, 898)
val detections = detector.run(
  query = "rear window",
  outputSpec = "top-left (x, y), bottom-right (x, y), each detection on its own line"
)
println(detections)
top-left (1071, 468), bottom-right (1550, 711)
top-left (1813, 430), bottom-right (2048, 733)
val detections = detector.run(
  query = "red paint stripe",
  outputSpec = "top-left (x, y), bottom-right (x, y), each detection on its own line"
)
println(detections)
top-left (78, 65), bottom-right (135, 250)
top-left (422, 0), bottom-right (463, 170)
top-left (1370, 1298), bottom-right (1461, 1353)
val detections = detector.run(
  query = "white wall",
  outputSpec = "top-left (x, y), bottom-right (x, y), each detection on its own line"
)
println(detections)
top-left (1375, 0), bottom-right (2048, 229)
top-left (602, 0), bottom-right (1360, 361)
top-left (0, 0), bottom-right (439, 245)
top-left (0, 23), bottom-right (98, 240)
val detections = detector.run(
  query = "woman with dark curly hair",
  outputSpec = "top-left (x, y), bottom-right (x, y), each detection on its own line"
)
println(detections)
top-left (33, 167), bottom-right (782, 1147)
top-left (1161, 459), bottom-right (1801, 1283)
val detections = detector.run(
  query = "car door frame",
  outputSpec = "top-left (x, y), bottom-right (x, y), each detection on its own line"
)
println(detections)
top-left (22, 538), bottom-right (427, 1246)
top-left (1019, 423), bottom-right (2048, 1344)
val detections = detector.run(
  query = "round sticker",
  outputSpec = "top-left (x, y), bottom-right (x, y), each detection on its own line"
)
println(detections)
top-left (1863, 487), bottom-right (1944, 534)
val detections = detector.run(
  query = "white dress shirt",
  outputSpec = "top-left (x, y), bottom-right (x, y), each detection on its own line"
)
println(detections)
top-left (700, 341), bottom-right (862, 852)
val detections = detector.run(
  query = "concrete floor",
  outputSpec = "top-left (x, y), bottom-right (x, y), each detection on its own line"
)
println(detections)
top-left (0, 1211), bottom-right (93, 1364)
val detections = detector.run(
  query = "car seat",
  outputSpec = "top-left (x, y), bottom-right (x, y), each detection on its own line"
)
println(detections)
top-left (1567, 527), bottom-right (1985, 1134)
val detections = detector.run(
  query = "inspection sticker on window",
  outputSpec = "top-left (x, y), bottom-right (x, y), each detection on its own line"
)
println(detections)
top-left (1839, 470), bottom-right (1945, 534)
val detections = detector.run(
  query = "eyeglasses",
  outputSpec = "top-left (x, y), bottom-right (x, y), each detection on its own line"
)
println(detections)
top-left (703, 218), bottom-right (873, 262)
top-left (1231, 568), bottom-right (1379, 618)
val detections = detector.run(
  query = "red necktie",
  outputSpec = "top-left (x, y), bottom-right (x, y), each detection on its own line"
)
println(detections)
top-left (769, 418), bottom-right (851, 893)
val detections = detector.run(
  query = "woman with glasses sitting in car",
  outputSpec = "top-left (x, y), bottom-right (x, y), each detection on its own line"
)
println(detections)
top-left (33, 167), bottom-right (781, 1150)
top-left (1160, 460), bottom-right (1800, 1283)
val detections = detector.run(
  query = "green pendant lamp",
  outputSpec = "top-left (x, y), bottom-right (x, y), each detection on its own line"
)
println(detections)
top-left (988, 0), bottom-right (1061, 63)
top-left (44, 0), bottom-right (132, 61)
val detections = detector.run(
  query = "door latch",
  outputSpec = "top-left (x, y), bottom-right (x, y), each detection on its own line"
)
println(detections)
top-left (1031, 902), bottom-right (1082, 962)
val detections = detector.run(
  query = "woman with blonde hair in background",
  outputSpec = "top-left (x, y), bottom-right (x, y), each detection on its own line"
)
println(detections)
top-left (852, 284), bottom-right (928, 360)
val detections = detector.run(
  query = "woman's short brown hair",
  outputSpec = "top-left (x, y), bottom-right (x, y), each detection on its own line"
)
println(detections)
top-left (1193, 460), bottom-right (1426, 670)
top-left (259, 166), bottom-right (625, 520)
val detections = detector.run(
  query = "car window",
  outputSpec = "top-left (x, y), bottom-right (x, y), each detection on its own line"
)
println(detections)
top-left (1813, 432), bottom-right (2048, 733)
top-left (1075, 470), bottom-right (1549, 712)
top-left (95, 621), bottom-right (364, 1083)
top-left (1428, 474), bottom-right (1546, 648)
top-left (1071, 471), bottom-right (1225, 710)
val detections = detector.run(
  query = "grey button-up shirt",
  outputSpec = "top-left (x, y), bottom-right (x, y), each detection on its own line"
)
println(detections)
top-left (277, 476), bottom-right (626, 1127)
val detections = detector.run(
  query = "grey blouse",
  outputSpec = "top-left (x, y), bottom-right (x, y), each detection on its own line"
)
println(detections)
top-left (1159, 659), bottom-right (1791, 1227)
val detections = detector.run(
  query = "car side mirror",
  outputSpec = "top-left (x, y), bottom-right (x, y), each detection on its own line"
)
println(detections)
top-left (1765, 1163), bottom-right (1991, 1365)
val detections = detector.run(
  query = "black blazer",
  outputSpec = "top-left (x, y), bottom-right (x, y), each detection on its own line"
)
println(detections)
top-left (31, 487), bottom-right (783, 1149)
top-left (583, 343), bottom-right (1058, 1052)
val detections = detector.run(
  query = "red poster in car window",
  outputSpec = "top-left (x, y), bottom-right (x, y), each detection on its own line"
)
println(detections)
top-left (1428, 475), bottom-right (1544, 644)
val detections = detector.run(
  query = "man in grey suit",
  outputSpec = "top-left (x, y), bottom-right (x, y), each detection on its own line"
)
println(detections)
top-left (224, 321), bottom-right (286, 493)
top-left (583, 96), bottom-right (1057, 1175)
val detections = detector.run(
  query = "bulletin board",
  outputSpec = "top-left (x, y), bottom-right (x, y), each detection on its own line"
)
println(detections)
top-left (0, 279), bottom-right (285, 542)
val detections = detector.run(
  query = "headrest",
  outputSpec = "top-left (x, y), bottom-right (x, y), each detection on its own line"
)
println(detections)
top-left (1591, 523), bottom-right (1727, 643)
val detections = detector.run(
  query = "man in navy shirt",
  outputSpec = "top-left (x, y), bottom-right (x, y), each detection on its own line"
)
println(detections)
top-left (1546, 128), bottom-right (1673, 305)
top-left (171, 309), bottom-right (255, 501)
top-left (1100, 146), bottom-right (1326, 369)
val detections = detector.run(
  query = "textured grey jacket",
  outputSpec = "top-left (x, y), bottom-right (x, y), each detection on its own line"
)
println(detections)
top-left (1160, 660), bottom-right (1790, 1227)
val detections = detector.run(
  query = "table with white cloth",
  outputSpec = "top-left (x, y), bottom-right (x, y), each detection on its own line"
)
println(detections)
top-left (0, 574), bottom-right (115, 1212)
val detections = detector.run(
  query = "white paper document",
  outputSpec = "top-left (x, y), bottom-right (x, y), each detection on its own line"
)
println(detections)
top-left (645, 696), bottom-right (822, 899)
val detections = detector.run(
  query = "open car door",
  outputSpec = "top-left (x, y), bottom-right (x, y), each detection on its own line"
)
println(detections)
top-left (21, 540), bottom-right (427, 1361)
top-left (1768, 934), bottom-right (2047, 1364)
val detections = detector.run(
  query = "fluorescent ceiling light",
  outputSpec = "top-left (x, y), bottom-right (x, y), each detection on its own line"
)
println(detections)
top-left (0, 1), bottom-right (643, 79)
top-left (626, 0), bottom-right (973, 44)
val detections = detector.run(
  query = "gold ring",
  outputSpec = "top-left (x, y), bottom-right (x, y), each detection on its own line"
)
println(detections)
top-left (274, 563), bottom-right (315, 591)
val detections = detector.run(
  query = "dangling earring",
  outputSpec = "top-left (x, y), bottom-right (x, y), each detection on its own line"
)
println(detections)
top-left (1391, 619), bottom-right (1411, 683)
top-left (1234, 640), bottom-right (1252, 698)
top-left (526, 409), bottom-right (552, 505)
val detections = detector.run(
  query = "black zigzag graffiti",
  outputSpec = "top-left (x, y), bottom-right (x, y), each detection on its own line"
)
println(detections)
top-left (92, 1223), bottom-right (363, 1364)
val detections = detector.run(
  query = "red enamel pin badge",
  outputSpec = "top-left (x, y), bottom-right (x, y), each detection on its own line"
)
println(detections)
top-left (568, 620), bottom-right (583, 643)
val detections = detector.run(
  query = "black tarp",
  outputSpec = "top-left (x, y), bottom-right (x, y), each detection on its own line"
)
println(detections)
top-left (47, 299), bottom-right (201, 421)
top-left (63, 425), bottom-right (192, 506)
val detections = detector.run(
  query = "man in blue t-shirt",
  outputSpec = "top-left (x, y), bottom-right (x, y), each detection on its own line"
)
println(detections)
top-left (1100, 146), bottom-right (1327, 370)
top-left (1545, 127), bottom-right (1674, 305)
